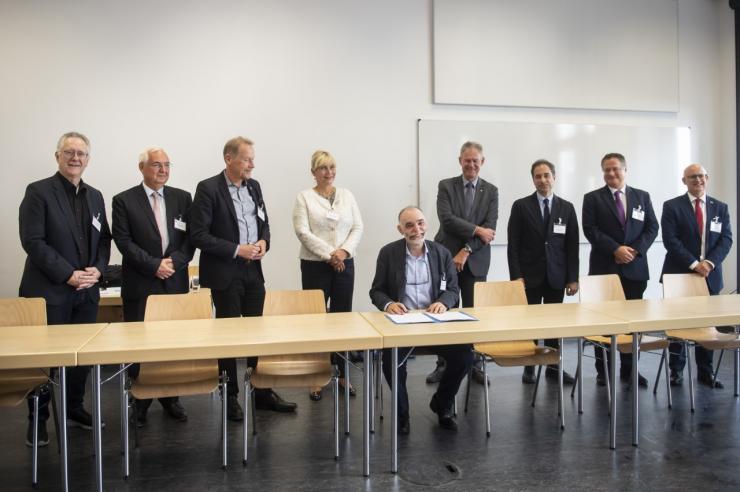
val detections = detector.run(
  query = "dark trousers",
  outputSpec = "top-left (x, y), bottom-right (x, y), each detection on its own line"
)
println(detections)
top-left (525, 282), bottom-right (565, 355)
top-left (211, 261), bottom-right (266, 397)
top-left (458, 264), bottom-right (486, 309)
top-left (123, 294), bottom-right (178, 411)
top-left (383, 344), bottom-right (473, 421)
top-left (301, 259), bottom-right (354, 378)
top-left (669, 288), bottom-right (718, 377)
top-left (594, 276), bottom-right (645, 376)
top-left (30, 290), bottom-right (98, 422)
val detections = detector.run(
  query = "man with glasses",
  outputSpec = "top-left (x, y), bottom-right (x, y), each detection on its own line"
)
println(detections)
top-left (112, 147), bottom-right (194, 425)
top-left (582, 153), bottom-right (658, 388)
top-left (19, 131), bottom-right (111, 445)
top-left (661, 164), bottom-right (733, 388)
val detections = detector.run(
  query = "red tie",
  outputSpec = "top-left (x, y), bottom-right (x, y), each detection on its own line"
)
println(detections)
top-left (694, 198), bottom-right (703, 238)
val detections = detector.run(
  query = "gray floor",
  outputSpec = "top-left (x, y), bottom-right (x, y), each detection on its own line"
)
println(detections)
top-left (2, 342), bottom-right (740, 491)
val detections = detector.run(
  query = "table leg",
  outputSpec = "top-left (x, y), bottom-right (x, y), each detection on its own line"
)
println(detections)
top-left (58, 367), bottom-right (69, 492)
top-left (558, 338), bottom-right (565, 430)
top-left (344, 352), bottom-right (350, 435)
top-left (119, 364), bottom-right (129, 478)
top-left (93, 364), bottom-right (103, 491)
top-left (632, 334), bottom-right (639, 447)
top-left (391, 347), bottom-right (398, 474)
top-left (577, 338), bottom-right (583, 414)
top-left (609, 336), bottom-right (617, 450)
top-left (363, 349), bottom-right (371, 477)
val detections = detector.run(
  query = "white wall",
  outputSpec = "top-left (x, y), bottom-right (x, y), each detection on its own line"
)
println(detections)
top-left (0, 0), bottom-right (735, 310)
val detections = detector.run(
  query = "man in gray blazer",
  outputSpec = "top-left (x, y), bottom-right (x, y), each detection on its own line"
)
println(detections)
top-left (429, 141), bottom-right (499, 384)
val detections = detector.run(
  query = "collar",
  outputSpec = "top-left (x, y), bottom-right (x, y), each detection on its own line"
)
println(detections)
top-left (405, 241), bottom-right (428, 259)
top-left (461, 175), bottom-right (479, 189)
top-left (536, 192), bottom-right (554, 204)
top-left (224, 170), bottom-right (246, 188)
top-left (687, 192), bottom-right (706, 203)
top-left (142, 182), bottom-right (164, 197)
top-left (607, 185), bottom-right (626, 195)
top-left (56, 171), bottom-right (86, 193)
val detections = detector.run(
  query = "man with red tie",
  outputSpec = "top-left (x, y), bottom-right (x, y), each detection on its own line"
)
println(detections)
top-left (661, 164), bottom-right (733, 388)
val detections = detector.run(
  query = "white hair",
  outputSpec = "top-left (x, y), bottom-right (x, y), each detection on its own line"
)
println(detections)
top-left (138, 146), bottom-right (166, 165)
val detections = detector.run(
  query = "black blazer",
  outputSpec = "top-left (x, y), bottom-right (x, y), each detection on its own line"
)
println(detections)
top-left (112, 184), bottom-right (195, 300)
top-left (582, 185), bottom-right (658, 281)
top-left (18, 173), bottom-right (111, 305)
top-left (369, 239), bottom-right (459, 311)
top-left (434, 175), bottom-right (499, 277)
top-left (661, 194), bottom-right (733, 294)
top-left (507, 193), bottom-right (579, 290)
top-left (189, 172), bottom-right (270, 290)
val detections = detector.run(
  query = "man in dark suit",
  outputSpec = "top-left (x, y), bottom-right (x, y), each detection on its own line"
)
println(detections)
top-left (19, 131), bottom-right (111, 445)
top-left (370, 206), bottom-right (473, 434)
top-left (508, 159), bottom-right (579, 385)
top-left (430, 141), bottom-right (498, 385)
top-left (112, 147), bottom-right (194, 425)
top-left (190, 136), bottom-right (296, 421)
top-left (661, 164), bottom-right (733, 388)
top-left (582, 152), bottom-right (658, 387)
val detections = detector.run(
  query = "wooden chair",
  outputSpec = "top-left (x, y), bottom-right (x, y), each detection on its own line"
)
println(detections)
top-left (122, 290), bottom-right (225, 475)
top-left (243, 289), bottom-right (338, 464)
top-left (661, 273), bottom-right (740, 411)
top-left (573, 274), bottom-right (670, 410)
top-left (463, 281), bottom-right (564, 436)
top-left (0, 297), bottom-right (54, 487)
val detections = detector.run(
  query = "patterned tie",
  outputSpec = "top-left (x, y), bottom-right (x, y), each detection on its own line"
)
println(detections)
top-left (543, 198), bottom-right (550, 234)
top-left (695, 198), bottom-right (703, 239)
top-left (614, 190), bottom-right (626, 228)
top-left (151, 191), bottom-right (169, 254)
top-left (464, 181), bottom-right (475, 219)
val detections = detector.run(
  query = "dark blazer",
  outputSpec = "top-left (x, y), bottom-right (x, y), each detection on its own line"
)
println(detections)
top-left (660, 194), bottom-right (733, 294)
top-left (189, 172), bottom-right (270, 290)
top-left (507, 193), bottom-right (579, 290)
top-left (369, 239), bottom-right (459, 311)
top-left (434, 175), bottom-right (498, 277)
top-left (582, 185), bottom-right (658, 281)
top-left (112, 184), bottom-right (195, 300)
top-left (19, 173), bottom-right (111, 305)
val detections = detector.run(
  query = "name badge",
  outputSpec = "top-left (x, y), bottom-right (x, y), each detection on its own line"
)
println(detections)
top-left (326, 210), bottom-right (340, 221)
top-left (631, 207), bottom-right (645, 221)
top-left (553, 224), bottom-right (566, 235)
top-left (174, 218), bottom-right (187, 231)
top-left (257, 207), bottom-right (266, 221)
top-left (440, 279), bottom-right (447, 291)
top-left (92, 213), bottom-right (101, 232)
top-left (710, 219), bottom-right (722, 233)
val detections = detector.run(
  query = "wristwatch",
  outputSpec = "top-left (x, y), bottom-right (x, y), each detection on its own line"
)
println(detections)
top-left (463, 244), bottom-right (473, 254)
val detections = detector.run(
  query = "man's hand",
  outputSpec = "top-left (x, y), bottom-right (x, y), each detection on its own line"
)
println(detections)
top-left (385, 302), bottom-right (409, 315)
top-left (156, 258), bottom-right (175, 279)
top-left (693, 261), bottom-right (714, 278)
top-left (426, 302), bottom-right (448, 314)
top-left (237, 240), bottom-right (267, 261)
top-left (613, 245), bottom-right (636, 264)
top-left (474, 226), bottom-right (495, 244)
top-left (566, 282), bottom-right (579, 296)
top-left (67, 268), bottom-right (100, 290)
top-left (453, 249), bottom-right (470, 272)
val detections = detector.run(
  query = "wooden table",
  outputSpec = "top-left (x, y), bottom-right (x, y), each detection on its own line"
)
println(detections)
top-left (580, 295), bottom-right (740, 447)
top-left (77, 312), bottom-right (383, 491)
top-left (362, 303), bottom-right (630, 472)
top-left (0, 323), bottom-right (107, 491)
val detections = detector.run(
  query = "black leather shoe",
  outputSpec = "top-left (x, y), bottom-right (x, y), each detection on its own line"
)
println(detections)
top-left (522, 366), bottom-right (536, 384)
top-left (398, 418), bottom-right (410, 435)
top-left (68, 407), bottom-right (105, 430)
top-left (227, 395), bottom-right (244, 422)
top-left (545, 367), bottom-right (575, 385)
top-left (620, 372), bottom-right (648, 388)
top-left (426, 363), bottom-right (446, 384)
top-left (596, 373), bottom-right (607, 387)
top-left (338, 379), bottom-right (356, 397)
top-left (698, 373), bottom-right (724, 389)
top-left (25, 420), bottom-right (49, 447)
top-left (255, 390), bottom-right (297, 413)
top-left (471, 367), bottom-right (489, 386)
top-left (670, 371), bottom-right (683, 386)
top-left (162, 400), bottom-right (187, 422)
top-left (130, 407), bottom-right (147, 428)
top-left (429, 396), bottom-right (457, 431)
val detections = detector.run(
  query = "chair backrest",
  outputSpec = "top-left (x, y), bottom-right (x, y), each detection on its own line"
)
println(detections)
top-left (662, 273), bottom-right (710, 298)
top-left (0, 298), bottom-right (46, 327)
top-left (474, 281), bottom-right (527, 307)
top-left (263, 290), bottom-right (326, 316)
top-left (144, 291), bottom-right (213, 321)
top-left (579, 274), bottom-right (625, 302)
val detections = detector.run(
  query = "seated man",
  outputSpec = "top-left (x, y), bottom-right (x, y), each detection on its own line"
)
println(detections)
top-left (370, 206), bottom-right (473, 434)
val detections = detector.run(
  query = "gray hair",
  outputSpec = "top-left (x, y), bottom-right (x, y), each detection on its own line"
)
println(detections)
top-left (460, 141), bottom-right (483, 155)
top-left (397, 205), bottom-right (423, 222)
top-left (56, 131), bottom-right (90, 153)
top-left (138, 146), bottom-right (166, 165)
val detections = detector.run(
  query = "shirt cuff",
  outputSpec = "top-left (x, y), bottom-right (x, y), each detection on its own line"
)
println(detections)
top-left (233, 245), bottom-right (240, 259)
top-left (705, 259), bottom-right (715, 269)
top-left (689, 260), bottom-right (699, 270)
top-left (382, 301), bottom-right (393, 312)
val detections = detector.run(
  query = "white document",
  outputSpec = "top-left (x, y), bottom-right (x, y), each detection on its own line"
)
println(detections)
top-left (425, 311), bottom-right (478, 322)
top-left (385, 313), bottom-right (435, 324)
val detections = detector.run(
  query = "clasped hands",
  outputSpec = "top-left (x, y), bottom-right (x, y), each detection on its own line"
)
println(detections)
top-left (614, 245), bottom-right (638, 264)
top-left (237, 240), bottom-right (268, 261)
top-left (327, 249), bottom-right (348, 272)
top-left (67, 267), bottom-right (101, 290)
top-left (693, 260), bottom-right (714, 278)
top-left (385, 301), bottom-right (447, 315)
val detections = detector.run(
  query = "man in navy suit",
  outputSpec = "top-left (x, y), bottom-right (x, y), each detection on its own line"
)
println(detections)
top-left (19, 131), bottom-right (111, 445)
top-left (430, 141), bottom-right (498, 385)
top-left (508, 160), bottom-right (579, 385)
top-left (112, 147), bottom-right (194, 425)
top-left (190, 136), bottom-right (296, 421)
top-left (370, 206), bottom-right (473, 434)
top-left (661, 164), bottom-right (733, 388)
top-left (582, 153), bottom-right (658, 387)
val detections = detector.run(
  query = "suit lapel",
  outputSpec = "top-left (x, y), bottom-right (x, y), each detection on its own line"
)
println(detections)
top-left (217, 174), bottom-right (239, 230)
top-left (705, 197), bottom-right (718, 244)
top-left (453, 176), bottom-right (467, 218)
top-left (602, 186), bottom-right (623, 228)
top-left (163, 186), bottom-right (177, 253)
top-left (427, 241), bottom-right (440, 298)
top-left (525, 193), bottom-right (546, 239)
top-left (51, 178), bottom-right (82, 253)
top-left (136, 186), bottom-right (160, 236)
top-left (395, 240), bottom-right (407, 298)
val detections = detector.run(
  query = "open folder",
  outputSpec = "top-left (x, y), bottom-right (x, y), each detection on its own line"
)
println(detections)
top-left (385, 311), bottom-right (477, 324)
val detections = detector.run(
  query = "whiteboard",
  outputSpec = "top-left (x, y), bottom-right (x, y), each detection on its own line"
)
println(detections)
top-left (418, 119), bottom-right (691, 299)
top-left (433, 0), bottom-right (679, 112)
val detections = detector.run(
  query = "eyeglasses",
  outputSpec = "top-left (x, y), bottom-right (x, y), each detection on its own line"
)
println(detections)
top-left (686, 174), bottom-right (707, 181)
top-left (61, 150), bottom-right (89, 158)
top-left (148, 162), bottom-right (172, 170)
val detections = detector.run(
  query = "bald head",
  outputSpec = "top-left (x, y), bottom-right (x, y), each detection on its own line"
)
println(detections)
top-left (682, 164), bottom-right (708, 198)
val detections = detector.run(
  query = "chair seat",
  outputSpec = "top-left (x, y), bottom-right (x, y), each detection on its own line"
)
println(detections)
top-left (0, 369), bottom-right (48, 406)
top-left (666, 327), bottom-right (740, 350)
top-left (137, 360), bottom-right (219, 385)
top-left (585, 334), bottom-right (668, 353)
top-left (256, 353), bottom-right (332, 376)
top-left (250, 370), bottom-right (334, 389)
top-left (474, 341), bottom-right (560, 367)
top-left (131, 378), bottom-right (219, 399)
